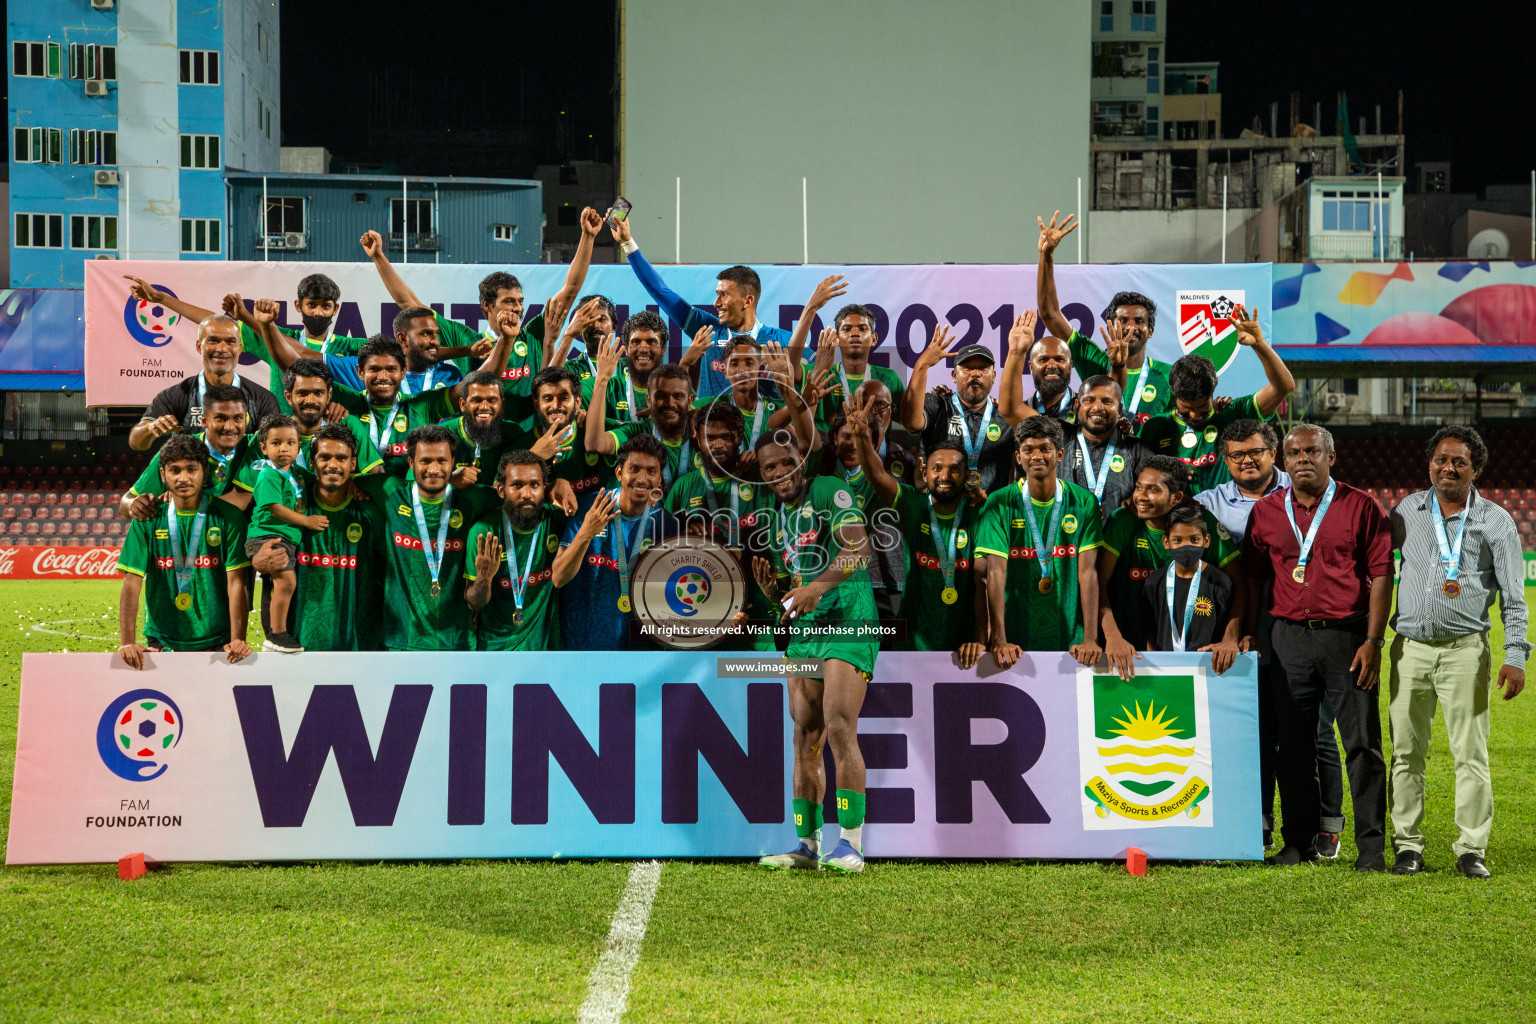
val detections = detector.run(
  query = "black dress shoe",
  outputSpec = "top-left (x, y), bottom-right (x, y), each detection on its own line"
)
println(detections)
top-left (1269, 844), bottom-right (1320, 866)
top-left (1354, 852), bottom-right (1387, 873)
top-left (1457, 853), bottom-right (1491, 879)
top-left (1390, 850), bottom-right (1425, 875)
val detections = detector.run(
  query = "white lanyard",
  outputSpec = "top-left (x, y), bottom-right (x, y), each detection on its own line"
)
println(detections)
top-left (1165, 560), bottom-right (1203, 653)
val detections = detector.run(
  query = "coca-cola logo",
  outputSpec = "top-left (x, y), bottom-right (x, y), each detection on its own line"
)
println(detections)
top-left (28, 546), bottom-right (122, 577)
top-left (0, 548), bottom-right (16, 574)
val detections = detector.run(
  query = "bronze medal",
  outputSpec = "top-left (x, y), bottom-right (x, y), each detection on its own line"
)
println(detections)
top-left (513, 610), bottom-right (524, 626)
top-left (1038, 576), bottom-right (1054, 594)
top-left (1443, 580), bottom-right (1461, 598)
top-left (792, 573), bottom-right (804, 589)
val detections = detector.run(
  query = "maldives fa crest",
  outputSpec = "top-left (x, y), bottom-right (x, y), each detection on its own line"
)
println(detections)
top-left (1077, 668), bottom-right (1212, 828)
top-left (1176, 290), bottom-right (1245, 376)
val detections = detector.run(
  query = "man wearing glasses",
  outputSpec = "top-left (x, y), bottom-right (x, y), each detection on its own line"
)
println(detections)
top-left (1199, 419), bottom-right (1347, 855)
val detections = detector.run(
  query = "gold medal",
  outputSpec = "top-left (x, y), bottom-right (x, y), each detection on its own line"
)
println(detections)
top-left (1181, 431), bottom-right (1198, 448)
top-left (941, 586), bottom-right (958, 605)
top-left (513, 610), bottom-right (524, 626)
top-left (1292, 565), bottom-right (1306, 584)
top-left (430, 581), bottom-right (441, 599)
top-left (1443, 580), bottom-right (1461, 598)
top-left (617, 594), bottom-right (632, 613)
top-left (792, 573), bottom-right (804, 589)
top-left (1038, 577), bottom-right (1054, 594)
top-left (174, 593), bottom-right (192, 611)
top-left (967, 470), bottom-right (981, 488)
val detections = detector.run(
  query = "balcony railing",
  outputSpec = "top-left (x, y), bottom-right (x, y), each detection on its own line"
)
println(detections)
top-left (389, 233), bottom-right (440, 252)
top-left (1308, 233), bottom-right (1404, 261)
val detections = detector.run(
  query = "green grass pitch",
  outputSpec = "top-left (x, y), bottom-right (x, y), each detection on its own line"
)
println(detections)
top-left (0, 579), bottom-right (1532, 1022)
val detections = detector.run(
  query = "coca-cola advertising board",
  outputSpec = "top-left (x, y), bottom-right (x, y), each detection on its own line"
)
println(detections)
top-left (0, 546), bottom-right (123, 580)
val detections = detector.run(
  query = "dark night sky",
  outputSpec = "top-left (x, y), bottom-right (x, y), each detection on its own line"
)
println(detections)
top-left (279, 2), bottom-right (1526, 192)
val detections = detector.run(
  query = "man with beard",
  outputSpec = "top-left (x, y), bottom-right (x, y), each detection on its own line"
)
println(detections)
top-left (802, 303), bottom-right (906, 432)
top-left (115, 433), bottom-right (253, 668)
top-left (553, 434), bottom-right (682, 651)
top-left (362, 211), bottom-right (600, 419)
top-left (251, 424), bottom-right (387, 651)
top-left (904, 321), bottom-right (1020, 496)
top-left (609, 214), bottom-right (791, 398)
top-left (1138, 303), bottom-right (1294, 494)
top-left (1036, 211), bottom-right (1173, 426)
top-left (1016, 333), bottom-right (1077, 422)
top-left (819, 381), bottom-right (917, 619)
top-left (372, 425), bottom-right (499, 651)
top-left (1096, 456), bottom-right (1243, 679)
top-left (124, 277), bottom-right (339, 421)
top-left (604, 310), bottom-right (668, 424)
top-left (664, 402), bottom-right (781, 650)
top-left (692, 336), bottom-right (798, 451)
top-left (545, 292), bottom-right (619, 404)
top-left (276, 358), bottom-right (383, 475)
top-left (747, 432), bottom-right (878, 873)
top-left (465, 450), bottom-right (565, 651)
top-left (590, 362), bottom-right (702, 491)
top-left (847, 394), bottom-right (987, 664)
top-left (1059, 376), bottom-right (1150, 520)
top-left (128, 312), bottom-right (278, 449)
top-left (976, 416), bottom-right (1104, 667)
top-left (323, 305), bottom-right (464, 397)
top-left (439, 370), bottom-right (511, 492)
top-left (121, 385), bottom-right (259, 520)
top-left (511, 366), bottom-right (615, 504)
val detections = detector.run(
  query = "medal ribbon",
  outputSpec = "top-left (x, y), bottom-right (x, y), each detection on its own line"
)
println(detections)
top-left (1020, 482), bottom-right (1066, 585)
top-left (611, 491), bottom-right (654, 606)
top-left (502, 511), bottom-right (546, 621)
top-left (204, 436), bottom-right (236, 483)
top-left (952, 394), bottom-right (993, 475)
top-left (196, 371), bottom-right (243, 415)
top-left (1432, 493), bottom-right (1470, 584)
top-left (1283, 479), bottom-right (1337, 578)
top-left (653, 429), bottom-right (690, 489)
top-left (1126, 360), bottom-right (1149, 417)
top-left (368, 399), bottom-right (403, 451)
top-left (1165, 560), bottom-right (1203, 653)
top-left (744, 397), bottom-right (766, 447)
top-left (401, 364), bottom-right (438, 397)
top-left (166, 495), bottom-right (209, 604)
top-left (926, 497), bottom-right (959, 594)
top-left (411, 483), bottom-right (454, 597)
top-left (701, 476), bottom-right (741, 546)
top-left (1075, 430), bottom-right (1118, 501)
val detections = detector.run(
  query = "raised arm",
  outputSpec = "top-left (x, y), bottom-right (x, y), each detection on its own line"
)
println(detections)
top-left (585, 332), bottom-right (623, 456)
top-left (361, 229), bottom-right (425, 309)
top-left (762, 340), bottom-right (818, 454)
top-left (609, 216), bottom-right (702, 329)
top-left (123, 276), bottom-right (217, 326)
top-left (785, 274), bottom-right (849, 385)
top-left (902, 324), bottom-right (959, 432)
top-left (1036, 212), bottom-right (1077, 342)
top-left (846, 391), bottom-right (900, 507)
top-left (465, 531), bottom-right (505, 612)
top-left (998, 313), bottom-right (1040, 428)
top-left (550, 208), bottom-right (603, 313)
top-left (233, 294), bottom-right (309, 371)
top-left (1234, 305), bottom-right (1295, 417)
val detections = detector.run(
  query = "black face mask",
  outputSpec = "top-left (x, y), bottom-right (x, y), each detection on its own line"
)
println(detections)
top-left (301, 313), bottom-right (334, 337)
top-left (1170, 545), bottom-right (1205, 568)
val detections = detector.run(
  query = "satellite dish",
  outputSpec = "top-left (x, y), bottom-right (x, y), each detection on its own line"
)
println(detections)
top-left (1467, 228), bottom-right (1510, 260)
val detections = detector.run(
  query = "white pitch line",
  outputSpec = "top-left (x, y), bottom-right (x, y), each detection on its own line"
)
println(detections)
top-left (577, 860), bottom-right (663, 1024)
top-left (22, 618), bottom-right (117, 642)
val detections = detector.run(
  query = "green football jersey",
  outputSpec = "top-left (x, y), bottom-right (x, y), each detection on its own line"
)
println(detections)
top-left (606, 422), bottom-right (703, 490)
top-left (690, 391), bottom-right (784, 447)
top-left (606, 360), bottom-right (652, 426)
top-left (128, 433), bottom-right (260, 500)
top-left (763, 476), bottom-right (875, 628)
top-left (250, 463), bottom-right (306, 544)
top-left (240, 323), bottom-right (366, 415)
top-left (506, 416), bottom-right (618, 498)
top-left (436, 312), bottom-right (545, 422)
top-left (438, 414), bottom-right (513, 491)
top-left (374, 477), bottom-right (497, 651)
top-left (296, 417), bottom-right (384, 476)
top-left (1067, 329), bottom-right (1173, 425)
top-left (1100, 505), bottom-right (1239, 649)
top-left (116, 498), bottom-right (250, 650)
top-left (334, 385), bottom-right (455, 476)
top-left (804, 359), bottom-right (905, 432)
top-left (666, 470), bottom-right (780, 649)
top-left (464, 509), bottom-right (563, 651)
top-left (290, 485), bottom-right (387, 651)
top-left (975, 478), bottom-right (1103, 650)
top-left (1137, 394), bottom-right (1266, 495)
top-left (890, 483), bottom-right (981, 652)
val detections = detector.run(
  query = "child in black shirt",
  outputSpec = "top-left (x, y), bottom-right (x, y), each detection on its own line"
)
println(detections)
top-left (1141, 504), bottom-right (1235, 660)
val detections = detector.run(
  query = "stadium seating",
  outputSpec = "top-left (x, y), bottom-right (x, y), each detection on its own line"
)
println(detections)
top-left (0, 457), bottom-right (150, 550)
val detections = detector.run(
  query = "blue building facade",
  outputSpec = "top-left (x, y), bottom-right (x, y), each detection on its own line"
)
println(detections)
top-left (7, 0), bottom-right (280, 287)
top-left (224, 173), bottom-right (544, 265)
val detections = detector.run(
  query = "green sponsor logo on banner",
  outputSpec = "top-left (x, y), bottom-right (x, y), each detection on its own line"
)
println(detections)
top-left (1078, 669), bottom-right (1213, 827)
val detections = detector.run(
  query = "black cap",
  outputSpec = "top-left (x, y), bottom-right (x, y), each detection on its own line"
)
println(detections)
top-left (954, 344), bottom-right (995, 367)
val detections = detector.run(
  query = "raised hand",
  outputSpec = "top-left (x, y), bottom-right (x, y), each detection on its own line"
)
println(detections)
top-left (1233, 304), bottom-right (1264, 347)
top-left (761, 339), bottom-right (793, 390)
top-left (566, 297), bottom-right (603, 339)
top-left (542, 295), bottom-right (568, 350)
top-left (751, 556), bottom-right (780, 602)
top-left (360, 230), bottom-right (384, 260)
top-left (915, 324), bottom-right (960, 372)
top-left (531, 415), bottom-right (572, 461)
top-left (250, 297), bottom-right (279, 326)
top-left (607, 208), bottom-right (633, 245)
top-left (580, 206), bottom-right (603, 238)
top-left (474, 531), bottom-right (504, 581)
top-left (843, 390), bottom-right (871, 439)
top-left (1100, 318), bottom-right (1129, 369)
top-left (494, 306), bottom-right (523, 339)
top-left (222, 293), bottom-right (248, 321)
top-left (1008, 311), bottom-right (1038, 353)
top-left (594, 331), bottom-right (625, 379)
top-left (805, 273), bottom-right (849, 314)
top-left (550, 478), bottom-right (578, 515)
top-left (681, 323), bottom-right (715, 368)
top-left (579, 489), bottom-right (619, 540)
top-left (802, 366), bottom-right (836, 409)
top-left (1037, 211), bottom-right (1078, 256)
top-left (123, 275), bottom-right (165, 304)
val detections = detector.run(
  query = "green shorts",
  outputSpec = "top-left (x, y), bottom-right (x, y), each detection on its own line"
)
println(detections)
top-left (786, 637), bottom-right (878, 679)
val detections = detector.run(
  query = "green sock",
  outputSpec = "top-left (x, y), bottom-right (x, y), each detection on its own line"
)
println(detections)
top-left (792, 798), bottom-right (815, 840)
top-left (813, 803), bottom-right (825, 833)
top-left (836, 789), bottom-right (866, 853)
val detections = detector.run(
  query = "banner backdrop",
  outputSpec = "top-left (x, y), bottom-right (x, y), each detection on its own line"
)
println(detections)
top-left (0, 545), bottom-right (122, 580)
top-left (83, 259), bottom-right (1274, 406)
top-left (6, 651), bottom-right (1261, 865)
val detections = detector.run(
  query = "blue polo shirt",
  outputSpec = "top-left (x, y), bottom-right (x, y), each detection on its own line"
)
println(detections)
top-left (558, 489), bottom-right (682, 651)
top-left (1194, 469), bottom-right (1291, 545)
top-left (325, 353), bottom-right (462, 398)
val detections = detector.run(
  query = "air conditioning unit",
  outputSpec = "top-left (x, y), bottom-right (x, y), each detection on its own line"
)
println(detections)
top-left (93, 253), bottom-right (117, 260)
top-left (1126, 102), bottom-right (1143, 116)
top-left (84, 79), bottom-right (108, 97)
top-left (91, 0), bottom-right (115, 8)
top-left (1325, 393), bottom-right (1343, 409)
top-left (93, 169), bottom-right (119, 186)
top-left (283, 232), bottom-right (308, 250)
top-left (1127, 43), bottom-right (1144, 54)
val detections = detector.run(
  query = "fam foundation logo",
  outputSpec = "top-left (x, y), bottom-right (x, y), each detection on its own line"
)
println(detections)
top-left (1176, 290), bottom-right (1245, 375)
top-left (123, 285), bottom-right (182, 347)
top-left (1076, 669), bottom-right (1212, 829)
top-left (96, 689), bottom-right (185, 781)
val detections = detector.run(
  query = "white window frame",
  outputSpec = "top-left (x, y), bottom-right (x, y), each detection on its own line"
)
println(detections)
top-left (178, 48), bottom-right (220, 86)
top-left (14, 213), bottom-right (64, 249)
top-left (390, 197), bottom-right (436, 238)
top-left (180, 218), bottom-right (223, 255)
top-left (12, 41), bottom-right (62, 78)
top-left (492, 223), bottom-right (518, 243)
top-left (262, 196), bottom-right (307, 236)
top-left (70, 214), bottom-right (119, 251)
top-left (68, 43), bottom-right (117, 81)
top-left (69, 128), bottom-right (118, 166)
top-left (180, 133), bottom-right (222, 170)
top-left (14, 126), bottom-right (44, 163)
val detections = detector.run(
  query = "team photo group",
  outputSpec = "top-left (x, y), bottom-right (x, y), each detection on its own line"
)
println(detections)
top-left (112, 209), bottom-right (1529, 876)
